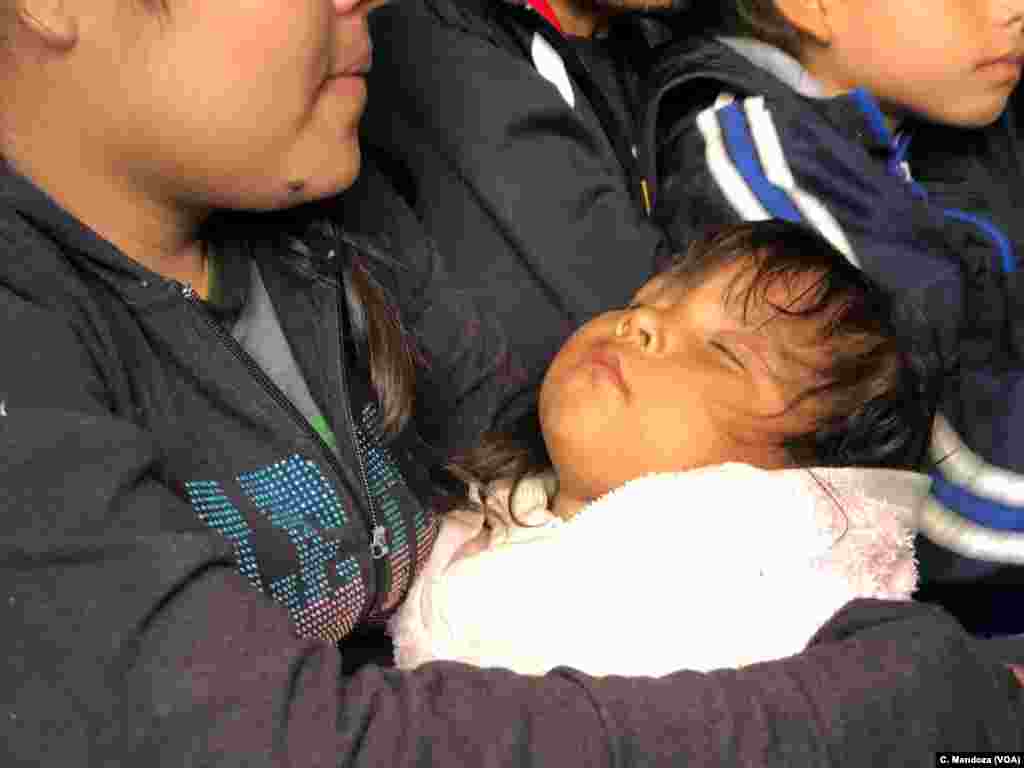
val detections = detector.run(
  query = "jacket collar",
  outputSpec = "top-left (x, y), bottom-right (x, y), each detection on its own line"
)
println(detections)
top-left (0, 162), bottom-right (137, 276)
top-left (714, 36), bottom-right (910, 159)
top-left (718, 37), bottom-right (826, 98)
top-left (0, 163), bottom-right (257, 310)
top-left (0, 163), bottom-right (160, 300)
top-left (650, 37), bottom-right (911, 164)
top-left (639, 35), bottom-right (924, 217)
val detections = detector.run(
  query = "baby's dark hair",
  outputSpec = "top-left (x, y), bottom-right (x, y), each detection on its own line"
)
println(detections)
top-left (667, 220), bottom-right (938, 468)
top-left (438, 220), bottom-right (939, 515)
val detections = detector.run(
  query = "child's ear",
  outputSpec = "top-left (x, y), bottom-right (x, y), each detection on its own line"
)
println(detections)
top-left (17, 0), bottom-right (79, 50)
top-left (774, 0), bottom-right (834, 46)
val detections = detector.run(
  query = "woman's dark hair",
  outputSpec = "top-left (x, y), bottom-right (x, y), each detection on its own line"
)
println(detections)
top-left (439, 220), bottom-right (939, 516)
top-left (203, 205), bottom-right (417, 442)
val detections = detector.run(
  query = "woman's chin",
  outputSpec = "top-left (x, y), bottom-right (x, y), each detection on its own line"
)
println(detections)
top-left (261, 138), bottom-right (363, 209)
top-left (263, 160), bottom-right (363, 211)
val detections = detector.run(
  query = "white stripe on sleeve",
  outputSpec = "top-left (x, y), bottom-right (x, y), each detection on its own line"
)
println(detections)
top-left (696, 104), bottom-right (769, 222)
top-left (742, 96), bottom-right (859, 266)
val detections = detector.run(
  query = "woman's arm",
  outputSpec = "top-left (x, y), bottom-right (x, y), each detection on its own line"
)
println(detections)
top-left (1, 285), bottom-right (1019, 766)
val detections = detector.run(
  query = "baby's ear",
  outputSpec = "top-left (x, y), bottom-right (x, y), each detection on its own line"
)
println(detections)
top-left (774, 0), bottom-right (834, 47)
top-left (18, 0), bottom-right (80, 50)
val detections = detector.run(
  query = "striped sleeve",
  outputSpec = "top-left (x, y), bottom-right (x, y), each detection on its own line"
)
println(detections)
top-left (696, 96), bottom-right (858, 265)
top-left (677, 94), bottom-right (1024, 572)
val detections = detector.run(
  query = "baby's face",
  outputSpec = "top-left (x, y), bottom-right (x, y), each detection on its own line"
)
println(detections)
top-left (801, 0), bottom-right (1023, 128)
top-left (538, 259), bottom-right (835, 505)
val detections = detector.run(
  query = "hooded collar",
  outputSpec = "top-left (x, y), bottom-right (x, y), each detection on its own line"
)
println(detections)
top-left (715, 36), bottom-right (911, 158)
top-left (0, 162), bottom-right (143, 281)
top-left (0, 162), bottom-right (253, 311)
top-left (640, 35), bottom-right (926, 212)
top-left (718, 36), bottom-right (826, 98)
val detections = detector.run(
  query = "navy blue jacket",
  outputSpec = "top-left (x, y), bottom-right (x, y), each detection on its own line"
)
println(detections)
top-left (641, 37), bottom-right (1024, 624)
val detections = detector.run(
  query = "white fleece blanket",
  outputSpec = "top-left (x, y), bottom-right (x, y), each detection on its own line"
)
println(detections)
top-left (389, 462), bottom-right (919, 677)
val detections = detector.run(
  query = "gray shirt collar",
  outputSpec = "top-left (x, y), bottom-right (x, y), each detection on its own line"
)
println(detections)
top-left (717, 36), bottom-right (827, 99)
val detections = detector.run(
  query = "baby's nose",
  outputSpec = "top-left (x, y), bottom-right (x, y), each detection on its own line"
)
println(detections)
top-left (615, 308), bottom-right (660, 352)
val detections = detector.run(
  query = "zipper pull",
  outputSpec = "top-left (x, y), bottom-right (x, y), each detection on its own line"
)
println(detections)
top-left (370, 525), bottom-right (390, 559)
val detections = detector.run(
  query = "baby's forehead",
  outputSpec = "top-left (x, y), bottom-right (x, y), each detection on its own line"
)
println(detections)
top-left (637, 258), bottom-right (762, 308)
top-left (643, 257), bottom-right (830, 318)
top-left (634, 258), bottom-right (723, 300)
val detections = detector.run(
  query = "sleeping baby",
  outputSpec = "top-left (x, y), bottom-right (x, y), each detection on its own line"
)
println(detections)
top-left (392, 220), bottom-right (936, 676)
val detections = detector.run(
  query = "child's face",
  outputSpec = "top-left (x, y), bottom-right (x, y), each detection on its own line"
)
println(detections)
top-left (538, 259), bottom-right (835, 505)
top-left (801, 0), bottom-right (1023, 127)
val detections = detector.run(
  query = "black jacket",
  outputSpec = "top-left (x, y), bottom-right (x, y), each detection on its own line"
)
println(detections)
top-left (640, 37), bottom-right (1024, 619)
top-left (3, 154), bottom-right (1023, 766)
top-left (364, 0), bottom-right (672, 403)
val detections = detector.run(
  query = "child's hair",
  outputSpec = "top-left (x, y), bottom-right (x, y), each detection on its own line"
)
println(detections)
top-left (686, 1), bottom-right (806, 57)
top-left (438, 220), bottom-right (939, 515)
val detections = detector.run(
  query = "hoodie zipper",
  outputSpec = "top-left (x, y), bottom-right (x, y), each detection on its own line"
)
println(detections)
top-left (331, 281), bottom-right (392, 611)
top-left (178, 280), bottom-right (390, 621)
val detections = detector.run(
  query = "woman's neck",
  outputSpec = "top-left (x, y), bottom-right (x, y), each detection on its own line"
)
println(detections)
top-left (2, 42), bottom-right (212, 294)
top-left (10, 150), bottom-right (211, 295)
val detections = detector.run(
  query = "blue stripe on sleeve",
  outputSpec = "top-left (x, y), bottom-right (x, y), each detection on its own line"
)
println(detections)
top-left (849, 89), bottom-right (893, 145)
top-left (931, 471), bottom-right (1024, 531)
top-left (943, 209), bottom-right (1018, 273)
top-left (717, 104), bottom-right (805, 223)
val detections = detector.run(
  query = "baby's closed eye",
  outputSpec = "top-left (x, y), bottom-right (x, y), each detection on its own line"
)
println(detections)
top-left (709, 339), bottom-right (747, 370)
